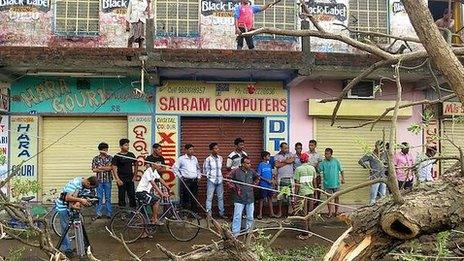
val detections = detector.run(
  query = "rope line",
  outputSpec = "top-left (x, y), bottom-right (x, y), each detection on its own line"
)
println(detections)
top-left (113, 154), bottom-right (358, 210)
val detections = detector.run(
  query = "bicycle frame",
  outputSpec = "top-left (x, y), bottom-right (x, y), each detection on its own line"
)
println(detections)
top-left (126, 199), bottom-right (179, 230)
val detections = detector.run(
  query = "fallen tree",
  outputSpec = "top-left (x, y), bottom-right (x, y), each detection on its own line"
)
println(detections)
top-left (325, 170), bottom-right (464, 260)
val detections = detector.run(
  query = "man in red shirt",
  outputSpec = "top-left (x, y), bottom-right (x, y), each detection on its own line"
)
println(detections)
top-left (234, 0), bottom-right (272, 49)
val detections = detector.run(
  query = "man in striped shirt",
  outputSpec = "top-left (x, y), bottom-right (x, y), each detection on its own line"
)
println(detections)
top-left (91, 142), bottom-right (113, 220)
top-left (203, 143), bottom-right (227, 219)
top-left (55, 176), bottom-right (99, 257)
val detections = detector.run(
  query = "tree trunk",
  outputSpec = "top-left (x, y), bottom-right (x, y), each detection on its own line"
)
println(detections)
top-left (324, 175), bottom-right (464, 260)
top-left (402, 0), bottom-right (464, 104)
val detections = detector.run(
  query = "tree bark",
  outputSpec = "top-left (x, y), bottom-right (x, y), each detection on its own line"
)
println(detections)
top-left (324, 174), bottom-right (464, 260)
top-left (402, 0), bottom-right (464, 104)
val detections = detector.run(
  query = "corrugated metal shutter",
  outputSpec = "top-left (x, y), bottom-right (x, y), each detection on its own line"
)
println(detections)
top-left (181, 117), bottom-right (263, 214)
top-left (441, 119), bottom-right (464, 173)
top-left (41, 117), bottom-right (127, 203)
top-left (315, 118), bottom-right (390, 204)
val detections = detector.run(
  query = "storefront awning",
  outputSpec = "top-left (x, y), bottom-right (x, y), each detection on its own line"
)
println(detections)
top-left (308, 99), bottom-right (413, 118)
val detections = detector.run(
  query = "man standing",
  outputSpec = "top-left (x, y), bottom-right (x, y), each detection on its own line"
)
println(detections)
top-left (112, 139), bottom-right (138, 208)
top-left (203, 143), bottom-right (227, 219)
top-left (92, 142), bottom-right (113, 220)
top-left (234, 0), bottom-right (272, 50)
top-left (125, 0), bottom-right (148, 48)
top-left (393, 142), bottom-right (415, 189)
top-left (145, 143), bottom-right (166, 177)
top-left (294, 142), bottom-right (304, 169)
top-left (173, 144), bottom-right (201, 213)
top-left (416, 146), bottom-right (437, 183)
top-left (319, 148), bottom-right (345, 218)
top-left (229, 156), bottom-right (259, 236)
top-left (274, 142), bottom-right (295, 217)
top-left (358, 141), bottom-right (387, 205)
top-left (307, 140), bottom-right (324, 208)
top-left (294, 153), bottom-right (316, 240)
top-left (227, 138), bottom-right (248, 171)
top-left (435, 9), bottom-right (455, 44)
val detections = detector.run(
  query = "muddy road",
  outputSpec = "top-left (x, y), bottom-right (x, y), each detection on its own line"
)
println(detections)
top-left (0, 216), bottom-right (347, 260)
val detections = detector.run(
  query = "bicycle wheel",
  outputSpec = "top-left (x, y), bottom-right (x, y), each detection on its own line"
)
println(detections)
top-left (167, 209), bottom-right (200, 242)
top-left (51, 211), bottom-right (84, 240)
top-left (110, 210), bottom-right (144, 244)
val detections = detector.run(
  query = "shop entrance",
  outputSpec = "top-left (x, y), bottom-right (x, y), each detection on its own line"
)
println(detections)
top-left (180, 117), bottom-right (263, 215)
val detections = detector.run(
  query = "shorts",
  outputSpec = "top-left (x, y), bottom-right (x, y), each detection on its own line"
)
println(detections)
top-left (278, 177), bottom-right (294, 201)
top-left (259, 188), bottom-right (274, 200)
top-left (136, 191), bottom-right (159, 205)
top-left (325, 188), bottom-right (340, 194)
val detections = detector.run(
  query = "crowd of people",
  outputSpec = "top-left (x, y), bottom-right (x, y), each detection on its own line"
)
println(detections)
top-left (55, 137), bottom-right (438, 256)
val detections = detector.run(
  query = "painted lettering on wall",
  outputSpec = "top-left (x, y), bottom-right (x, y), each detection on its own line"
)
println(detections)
top-left (201, 0), bottom-right (237, 16)
top-left (265, 117), bottom-right (288, 156)
top-left (128, 115), bottom-right (152, 180)
top-left (443, 102), bottom-right (464, 116)
top-left (155, 115), bottom-right (178, 200)
top-left (0, 116), bottom-right (9, 194)
top-left (0, 0), bottom-right (49, 12)
top-left (10, 116), bottom-right (38, 197)
top-left (10, 77), bottom-right (153, 114)
top-left (391, 1), bottom-right (405, 14)
top-left (101, 0), bottom-right (128, 13)
top-left (307, 0), bottom-right (350, 53)
top-left (306, 1), bottom-right (347, 21)
top-left (156, 81), bottom-right (288, 116)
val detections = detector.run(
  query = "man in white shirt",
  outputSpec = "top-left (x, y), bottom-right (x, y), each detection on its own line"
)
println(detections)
top-left (136, 165), bottom-right (169, 227)
top-left (125, 0), bottom-right (148, 48)
top-left (416, 147), bottom-right (437, 183)
top-left (203, 143), bottom-right (227, 219)
top-left (173, 144), bottom-right (202, 213)
top-left (226, 138), bottom-right (248, 171)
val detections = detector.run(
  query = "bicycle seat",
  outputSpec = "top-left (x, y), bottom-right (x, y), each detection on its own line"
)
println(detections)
top-left (21, 196), bottom-right (35, 202)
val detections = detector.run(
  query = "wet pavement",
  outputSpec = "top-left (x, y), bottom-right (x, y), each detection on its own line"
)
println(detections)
top-left (0, 214), bottom-right (348, 260)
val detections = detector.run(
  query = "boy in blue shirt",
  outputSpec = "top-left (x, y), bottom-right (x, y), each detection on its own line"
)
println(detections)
top-left (257, 151), bottom-right (276, 219)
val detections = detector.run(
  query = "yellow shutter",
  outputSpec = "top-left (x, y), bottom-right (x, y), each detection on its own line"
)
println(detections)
top-left (41, 117), bottom-right (127, 203)
top-left (315, 118), bottom-right (391, 204)
top-left (441, 119), bottom-right (464, 173)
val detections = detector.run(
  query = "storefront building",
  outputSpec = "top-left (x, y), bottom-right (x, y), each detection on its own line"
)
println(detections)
top-left (290, 79), bottom-right (425, 204)
top-left (154, 80), bottom-right (288, 209)
top-left (9, 76), bottom-right (154, 201)
top-left (440, 101), bottom-right (464, 173)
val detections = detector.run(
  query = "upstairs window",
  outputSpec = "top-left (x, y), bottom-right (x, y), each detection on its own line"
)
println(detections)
top-left (254, 0), bottom-right (297, 31)
top-left (348, 0), bottom-right (389, 43)
top-left (55, 0), bottom-right (100, 36)
top-left (154, 0), bottom-right (200, 37)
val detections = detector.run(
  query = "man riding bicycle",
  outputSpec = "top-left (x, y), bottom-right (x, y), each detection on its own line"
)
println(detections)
top-left (55, 176), bottom-right (99, 258)
top-left (136, 163), bottom-right (170, 238)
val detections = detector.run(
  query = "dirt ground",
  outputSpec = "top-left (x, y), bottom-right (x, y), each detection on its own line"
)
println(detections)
top-left (0, 214), bottom-right (348, 260)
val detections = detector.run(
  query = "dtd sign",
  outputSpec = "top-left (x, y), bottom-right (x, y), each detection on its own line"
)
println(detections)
top-left (265, 117), bottom-right (288, 155)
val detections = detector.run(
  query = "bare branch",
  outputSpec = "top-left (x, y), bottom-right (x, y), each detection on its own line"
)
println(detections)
top-left (338, 93), bottom-right (457, 130)
top-left (157, 244), bottom-right (182, 261)
top-left (105, 226), bottom-right (142, 261)
top-left (289, 178), bottom-right (386, 221)
top-left (244, 28), bottom-right (395, 60)
top-left (333, 22), bottom-right (421, 44)
top-left (298, 1), bottom-right (325, 32)
top-left (385, 61), bottom-right (405, 204)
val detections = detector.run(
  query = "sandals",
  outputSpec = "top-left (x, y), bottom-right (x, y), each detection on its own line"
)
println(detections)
top-left (91, 216), bottom-right (102, 221)
top-left (297, 234), bottom-right (313, 240)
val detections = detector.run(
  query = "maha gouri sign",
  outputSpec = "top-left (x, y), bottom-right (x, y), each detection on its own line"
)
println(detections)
top-left (156, 81), bottom-right (288, 116)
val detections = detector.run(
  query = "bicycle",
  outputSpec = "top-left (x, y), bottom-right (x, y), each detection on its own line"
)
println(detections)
top-left (110, 196), bottom-right (201, 243)
top-left (3, 190), bottom-right (85, 240)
